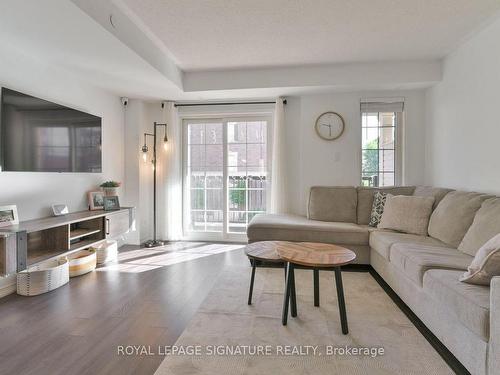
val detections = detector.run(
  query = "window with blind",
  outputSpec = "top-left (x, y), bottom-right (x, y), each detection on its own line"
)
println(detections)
top-left (361, 101), bottom-right (403, 187)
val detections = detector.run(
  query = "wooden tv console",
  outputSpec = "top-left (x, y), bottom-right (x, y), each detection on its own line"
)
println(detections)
top-left (0, 207), bottom-right (135, 276)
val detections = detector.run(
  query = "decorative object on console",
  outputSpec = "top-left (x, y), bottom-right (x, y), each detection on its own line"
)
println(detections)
top-left (52, 204), bottom-right (69, 216)
top-left (0, 205), bottom-right (19, 227)
top-left (314, 111), bottom-right (345, 140)
top-left (369, 191), bottom-right (387, 227)
top-left (17, 257), bottom-right (69, 296)
top-left (100, 181), bottom-right (121, 196)
top-left (460, 233), bottom-right (500, 285)
top-left (67, 249), bottom-right (97, 277)
top-left (103, 196), bottom-right (120, 211)
top-left (88, 191), bottom-right (105, 210)
top-left (378, 195), bottom-right (435, 235)
top-left (141, 121), bottom-right (168, 248)
top-left (91, 240), bottom-right (118, 264)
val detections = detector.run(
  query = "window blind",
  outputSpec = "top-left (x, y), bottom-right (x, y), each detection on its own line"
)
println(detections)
top-left (360, 101), bottom-right (404, 113)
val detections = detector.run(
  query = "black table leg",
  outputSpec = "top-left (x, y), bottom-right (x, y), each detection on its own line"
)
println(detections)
top-left (290, 264), bottom-right (297, 317)
top-left (247, 259), bottom-right (256, 305)
top-left (282, 262), bottom-right (294, 325)
top-left (313, 269), bottom-right (320, 307)
top-left (334, 266), bottom-right (348, 334)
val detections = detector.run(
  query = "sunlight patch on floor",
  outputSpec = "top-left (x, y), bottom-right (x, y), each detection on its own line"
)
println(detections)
top-left (96, 242), bottom-right (244, 273)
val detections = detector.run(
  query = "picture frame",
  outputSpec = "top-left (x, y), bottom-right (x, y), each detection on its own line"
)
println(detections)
top-left (88, 191), bottom-right (105, 210)
top-left (52, 204), bottom-right (69, 216)
top-left (0, 205), bottom-right (19, 227)
top-left (103, 196), bottom-right (120, 211)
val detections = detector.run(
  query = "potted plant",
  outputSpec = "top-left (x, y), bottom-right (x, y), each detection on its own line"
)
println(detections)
top-left (100, 181), bottom-right (121, 196)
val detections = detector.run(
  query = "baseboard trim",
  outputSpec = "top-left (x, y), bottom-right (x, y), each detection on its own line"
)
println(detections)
top-left (369, 268), bottom-right (471, 375)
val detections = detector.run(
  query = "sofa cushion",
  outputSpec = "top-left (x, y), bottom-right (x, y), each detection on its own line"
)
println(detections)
top-left (247, 214), bottom-right (370, 245)
top-left (413, 186), bottom-right (454, 209)
top-left (390, 243), bottom-right (472, 285)
top-left (458, 198), bottom-right (500, 256)
top-left (428, 191), bottom-right (493, 248)
top-left (378, 195), bottom-right (435, 235)
top-left (357, 186), bottom-right (415, 225)
top-left (369, 230), bottom-right (449, 260)
top-left (308, 186), bottom-right (357, 223)
top-left (424, 269), bottom-right (490, 341)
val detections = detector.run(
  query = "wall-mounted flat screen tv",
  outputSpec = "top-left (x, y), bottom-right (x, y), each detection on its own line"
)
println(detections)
top-left (0, 87), bottom-right (102, 172)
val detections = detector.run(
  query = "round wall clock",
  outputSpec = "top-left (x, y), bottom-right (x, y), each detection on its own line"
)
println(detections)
top-left (315, 111), bottom-right (345, 141)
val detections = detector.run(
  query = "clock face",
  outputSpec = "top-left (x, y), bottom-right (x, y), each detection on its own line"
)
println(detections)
top-left (315, 112), bottom-right (345, 140)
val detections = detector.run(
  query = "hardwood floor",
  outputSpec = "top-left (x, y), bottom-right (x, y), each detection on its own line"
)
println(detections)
top-left (0, 242), bottom-right (247, 375)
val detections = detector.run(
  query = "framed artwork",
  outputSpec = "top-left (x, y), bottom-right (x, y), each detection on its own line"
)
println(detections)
top-left (103, 196), bottom-right (120, 211)
top-left (88, 191), bottom-right (105, 210)
top-left (0, 205), bottom-right (19, 227)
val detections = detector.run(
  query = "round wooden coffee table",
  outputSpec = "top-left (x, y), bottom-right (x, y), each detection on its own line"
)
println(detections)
top-left (276, 242), bottom-right (356, 334)
top-left (244, 241), bottom-right (288, 306)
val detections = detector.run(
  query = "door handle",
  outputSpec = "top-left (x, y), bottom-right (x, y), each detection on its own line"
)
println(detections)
top-left (106, 218), bottom-right (110, 235)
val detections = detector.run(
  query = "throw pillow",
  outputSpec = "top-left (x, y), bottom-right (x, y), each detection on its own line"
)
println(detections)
top-left (378, 195), bottom-right (435, 235)
top-left (369, 191), bottom-right (387, 227)
top-left (460, 233), bottom-right (500, 285)
top-left (458, 198), bottom-right (500, 256)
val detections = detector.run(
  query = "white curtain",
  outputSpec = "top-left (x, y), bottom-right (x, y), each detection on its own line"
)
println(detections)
top-left (157, 102), bottom-right (183, 240)
top-left (270, 97), bottom-right (287, 214)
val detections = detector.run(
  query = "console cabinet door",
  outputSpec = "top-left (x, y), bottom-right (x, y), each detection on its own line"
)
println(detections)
top-left (105, 211), bottom-right (130, 238)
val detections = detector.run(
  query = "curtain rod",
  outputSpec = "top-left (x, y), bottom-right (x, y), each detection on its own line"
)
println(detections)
top-left (174, 100), bottom-right (287, 107)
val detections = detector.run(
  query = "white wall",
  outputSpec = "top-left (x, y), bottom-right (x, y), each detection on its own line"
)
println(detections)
top-left (124, 101), bottom-right (168, 244)
top-left (285, 89), bottom-right (427, 215)
top-left (425, 16), bottom-right (500, 194)
top-left (0, 44), bottom-right (125, 221)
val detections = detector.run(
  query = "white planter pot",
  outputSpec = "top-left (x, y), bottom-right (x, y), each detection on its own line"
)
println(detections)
top-left (102, 187), bottom-right (119, 196)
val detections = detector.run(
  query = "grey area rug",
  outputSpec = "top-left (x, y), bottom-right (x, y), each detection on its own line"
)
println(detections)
top-left (154, 265), bottom-right (452, 375)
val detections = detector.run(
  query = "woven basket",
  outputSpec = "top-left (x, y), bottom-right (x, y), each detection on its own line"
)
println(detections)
top-left (92, 240), bottom-right (118, 264)
top-left (17, 258), bottom-right (69, 296)
top-left (67, 249), bottom-right (97, 277)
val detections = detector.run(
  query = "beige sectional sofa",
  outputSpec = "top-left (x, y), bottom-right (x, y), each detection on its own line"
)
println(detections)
top-left (247, 186), bottom-right (499, 375)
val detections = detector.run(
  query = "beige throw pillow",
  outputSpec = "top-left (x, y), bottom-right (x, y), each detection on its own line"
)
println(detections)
top-left (428, 191), bottom-right (492, 248)
top-left (458, 198), bottom-right (500, 256)
top-left (378, 195), bottom-right (435, 236)
top-left (460, 233), bottom-right (500, 285)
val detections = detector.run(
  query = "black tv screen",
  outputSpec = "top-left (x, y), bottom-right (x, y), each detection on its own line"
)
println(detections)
top-left (0, 88), bottom-right (102, 173)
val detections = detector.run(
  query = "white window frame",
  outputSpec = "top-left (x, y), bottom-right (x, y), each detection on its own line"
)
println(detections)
top-left (360, 104), bottom-right (404, 187)
top-left (181, 113), bottom-right (273, 242)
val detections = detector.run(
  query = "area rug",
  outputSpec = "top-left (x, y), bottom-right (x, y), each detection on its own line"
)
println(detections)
top-left (154, 266), bottom-right (452, 374)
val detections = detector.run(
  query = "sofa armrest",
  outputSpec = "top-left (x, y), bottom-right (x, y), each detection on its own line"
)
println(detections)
top-left (489, 276), bottom-right (500, 375)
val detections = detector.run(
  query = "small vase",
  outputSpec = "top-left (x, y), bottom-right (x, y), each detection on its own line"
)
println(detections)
top-left (103, 187), bottom-right (118, 197)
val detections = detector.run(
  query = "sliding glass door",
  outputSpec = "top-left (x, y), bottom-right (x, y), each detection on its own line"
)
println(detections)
top-left (183, 116), bottom-right (270, 240)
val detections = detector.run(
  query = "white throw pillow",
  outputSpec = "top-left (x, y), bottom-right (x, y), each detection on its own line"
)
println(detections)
top-left (460, 233), bottom-right (500, 286)
top-left (378, 194), bottom-right (435, 236)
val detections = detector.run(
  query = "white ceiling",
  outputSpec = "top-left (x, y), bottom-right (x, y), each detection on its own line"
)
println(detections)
top-left (120, 0), bottom-right (500, 71)
top-left (2, 0), bottom-right (499, 100)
